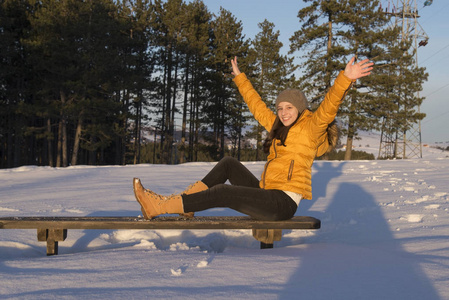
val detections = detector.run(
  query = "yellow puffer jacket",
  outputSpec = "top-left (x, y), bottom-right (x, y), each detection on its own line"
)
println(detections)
top-left (233, 71), bottom-right (353, 200)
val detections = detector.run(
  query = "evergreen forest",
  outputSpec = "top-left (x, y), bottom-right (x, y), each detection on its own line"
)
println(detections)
top-left (0, 0), bottom-right (428, 168)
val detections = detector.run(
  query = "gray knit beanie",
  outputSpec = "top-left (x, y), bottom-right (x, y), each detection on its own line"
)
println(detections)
top-left (275, 89), bottom-right (308, 113)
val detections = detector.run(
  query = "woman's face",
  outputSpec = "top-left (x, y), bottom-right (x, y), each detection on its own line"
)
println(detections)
top-left (277, 101), bottom-right (299, 126)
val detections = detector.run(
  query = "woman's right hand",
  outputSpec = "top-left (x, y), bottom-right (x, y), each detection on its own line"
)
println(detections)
top-left (231, 56), bottom-right (241, 77)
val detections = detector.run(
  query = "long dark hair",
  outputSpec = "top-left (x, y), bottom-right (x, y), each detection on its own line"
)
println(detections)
top-left (262, 113), bottom-right (301, 154)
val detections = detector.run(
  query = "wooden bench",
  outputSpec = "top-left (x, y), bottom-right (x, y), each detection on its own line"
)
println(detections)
top-left (0, 216), bottom-right (320, 256)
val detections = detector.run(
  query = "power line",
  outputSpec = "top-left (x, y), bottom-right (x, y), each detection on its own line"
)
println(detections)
top-left (424, 52), bottom-right (449, 69)
top-left (422, 110), bottom-right (449, 125)
top-left (424, 81), bottom-right (449, 98)
top-left (420, 42), bottom-right (449, 65)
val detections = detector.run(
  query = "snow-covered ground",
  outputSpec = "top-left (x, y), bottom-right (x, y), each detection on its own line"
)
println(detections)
top-left (1, 135), bottom-right (449, 299)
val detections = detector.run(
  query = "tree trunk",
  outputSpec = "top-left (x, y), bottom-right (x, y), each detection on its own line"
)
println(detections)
top-left (160, 59), bottom-right (167, 154)
top-left (163, 43), bottom-right (174, 164)
top-left (56, 118), bottom-right (62, 167)
top-left (256, 124), bottom-right (263, 161)
top-left (326, 18), bottom-right (333, 88)
top-left (194, 96), bottom-right (199, 162)
top-left (237, 125), bottom-right (242, 161)
top-left (47, 118), bottom-right (53, 167)
top-left (62, 118), bottom-right (68, 167)
top-left (89, 136), bottom-right (97, 165)
top-left (220, 109), bottom-right (225, 160)
top-left (122, 90), bottom-right (130, 165)
top-left (180, 54), bottom-right (190, 164)
top-left (13, 116), bottom-right (22, 167)
top-left (189, 80), bottom-right (196, 162)
top-left (133, 95), bottom-right (142, 165)
top-left (60, 90), bottom-right (68, 167)
top-left (344, 91), bottom-right (356, 161)
top-left (7, 114), bottom-right (14, 168)
top-left (170, 50), bottom-right (179, 164)
top-left (344, 134), bottom-right (353, 161)
top-left (71, 113), bottom-right (83, 166)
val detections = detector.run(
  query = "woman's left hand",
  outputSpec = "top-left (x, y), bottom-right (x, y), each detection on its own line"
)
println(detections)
top-left (344, 57), bottom-right (374, 80)
top-left (231, 56), bottom-right (241, 77)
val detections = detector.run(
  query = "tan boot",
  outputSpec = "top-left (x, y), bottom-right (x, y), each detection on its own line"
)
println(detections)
top-left (178, 181), bottom-right (208, 218)
top-left (133, 178), bottom-right (184, 219)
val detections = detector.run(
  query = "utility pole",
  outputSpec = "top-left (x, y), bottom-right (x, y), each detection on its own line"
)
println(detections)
top-left (378, 0), bottom-right (429, 159)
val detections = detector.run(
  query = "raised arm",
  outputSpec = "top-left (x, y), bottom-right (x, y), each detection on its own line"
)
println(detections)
top-left (231, 56), bottom-right (276, 131)
top-left (311, 57), bottom-right (374, 134)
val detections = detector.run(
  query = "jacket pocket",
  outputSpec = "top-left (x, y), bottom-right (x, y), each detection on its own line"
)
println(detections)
top-left (288, 160), bottom-right (294, 181)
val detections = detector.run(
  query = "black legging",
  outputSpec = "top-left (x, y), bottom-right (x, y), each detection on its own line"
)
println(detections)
top-left (182, 156), bottom-right (298, 221)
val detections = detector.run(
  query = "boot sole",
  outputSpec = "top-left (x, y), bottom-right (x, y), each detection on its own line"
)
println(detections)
top-left (133, 178), bottom-right (153, 220)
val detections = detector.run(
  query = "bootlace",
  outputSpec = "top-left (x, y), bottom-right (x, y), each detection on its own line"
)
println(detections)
top-left (143, 189), bottom-right (174, 206)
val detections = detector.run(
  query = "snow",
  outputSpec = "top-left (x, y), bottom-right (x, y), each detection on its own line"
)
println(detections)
top-left (1, 136), bottom-right (449, 299)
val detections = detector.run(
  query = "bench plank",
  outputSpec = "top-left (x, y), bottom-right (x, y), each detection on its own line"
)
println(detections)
top-left (0, 216), bottom-right (320, 230)
top-left (0, 216), bottom-right (320, 255)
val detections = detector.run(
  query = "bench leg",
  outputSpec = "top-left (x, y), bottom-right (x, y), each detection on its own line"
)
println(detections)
top-left (252, 229), bottom-right (282, 249)
top-left (260, 242), bottom-right (274, 249)
top-left (37, 229), bottom-right (67, 256)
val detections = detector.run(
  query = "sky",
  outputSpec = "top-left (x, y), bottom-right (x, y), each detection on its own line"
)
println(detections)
top-left (189, 0), bottom-right (449, 144)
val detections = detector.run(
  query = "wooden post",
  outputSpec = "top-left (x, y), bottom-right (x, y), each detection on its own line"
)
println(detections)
top-left (37, 228), bottom-right (67, 256)
top-left (252, 229), bottom-right (282, 249)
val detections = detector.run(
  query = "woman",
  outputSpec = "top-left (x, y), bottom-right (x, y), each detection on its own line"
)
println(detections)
top-left (133, 56), bottom-right (373, 220)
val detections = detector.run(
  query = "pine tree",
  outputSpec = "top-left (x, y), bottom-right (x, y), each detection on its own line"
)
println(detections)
top-left (0, 0), bottom-right (33, 168)
top-left (289, 0), bottom-right (349, 104)
top-left (150, 0), bottom-right (187, 164)
top-left (207, 7), bottom-right (250, 160)
top-left (118, 0), bottom-right (155, 165)
top-left (289, 0), bottom-right (422, 160)
top-left (178, 0), bottom-right (213, 163)
top-left (373, 37), bottom-right (427, 158)
top-left (338, 0), bottom-right (427, 159)
top-left (25, 0), bottom-right (82, 167)
top-left (22, 0), bottom-right (145, 166)
top-left (336, 0), bottom-right (393, 159)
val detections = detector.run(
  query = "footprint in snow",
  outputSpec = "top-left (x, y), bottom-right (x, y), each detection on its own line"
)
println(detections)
top-left (171, 268), bottom-right (183, 276)
top-left (400, 214), bottom-right (424, 223)
top-left (0, 207), bottom-right (19, 212)
top-left (434, 192), bottom-right (447, 198)
top-left (197, 260), bottom-right (208, 268)
top-left (170, 264), bottom-right (189, 276)
top-left (405, 195), bottom-right (430, 204)
top-left (425, 204), bottom-right (440, 210)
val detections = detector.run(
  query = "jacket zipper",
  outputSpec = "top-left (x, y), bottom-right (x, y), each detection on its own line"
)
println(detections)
top-left (288, 160), bottom-right (294, 181)
top-left (262, 141), bottom-right (277, 189)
